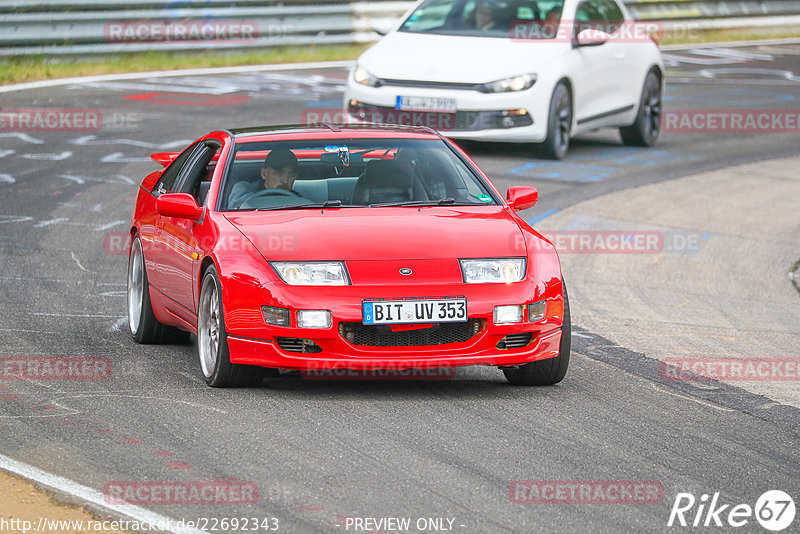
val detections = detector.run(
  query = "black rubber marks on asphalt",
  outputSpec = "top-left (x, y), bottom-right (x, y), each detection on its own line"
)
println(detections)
top-left (573, 326), bottom-right (800, 429)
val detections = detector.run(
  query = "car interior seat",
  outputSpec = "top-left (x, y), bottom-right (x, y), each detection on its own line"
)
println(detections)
top-left (352, 160), bottom-right (427, 204)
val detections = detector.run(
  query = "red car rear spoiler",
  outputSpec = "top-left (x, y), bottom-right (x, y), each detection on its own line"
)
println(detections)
top-left (151, 152), bottom-right (179, 167)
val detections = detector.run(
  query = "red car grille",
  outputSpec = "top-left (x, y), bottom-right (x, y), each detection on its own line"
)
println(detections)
top-left (339, 320), bottom-right (482, 347)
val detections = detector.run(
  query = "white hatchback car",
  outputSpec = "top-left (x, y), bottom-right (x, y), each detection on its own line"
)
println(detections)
top-left (344, 0), bottom-right (664, 159)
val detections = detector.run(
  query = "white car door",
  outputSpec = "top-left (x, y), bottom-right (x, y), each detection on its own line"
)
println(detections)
top-left (602, 0), bottom-right (643, 113)
top-left (569, 0), bottom-right (632, 128)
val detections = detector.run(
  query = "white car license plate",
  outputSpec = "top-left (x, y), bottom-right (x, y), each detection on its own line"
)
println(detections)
top-left (395, 96), bottom-right (457, 113)
top-left (363, 298), bottom-right (467, 325)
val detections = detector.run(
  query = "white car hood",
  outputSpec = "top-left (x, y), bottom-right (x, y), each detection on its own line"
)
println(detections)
top-left (358, 32), bottom-right (567, 84)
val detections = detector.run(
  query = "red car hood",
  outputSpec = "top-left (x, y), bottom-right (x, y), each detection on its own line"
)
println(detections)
top-left (224, 207), bottom-right (526, 262)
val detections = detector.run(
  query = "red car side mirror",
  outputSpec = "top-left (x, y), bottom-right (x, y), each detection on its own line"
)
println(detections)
top-left (156, 193), bottom-right (203, 220)
top-left (506, 186), bottom-right (539, 211)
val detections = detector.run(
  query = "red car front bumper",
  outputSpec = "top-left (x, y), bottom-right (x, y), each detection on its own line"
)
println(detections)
top-left (227, 324), bottom-right (562, 370)
top-left (222, 273), bottom-right (565, 371)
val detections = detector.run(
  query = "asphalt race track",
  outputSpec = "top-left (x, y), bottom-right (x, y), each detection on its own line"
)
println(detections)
top-left (1, 42), bottom-right (799, 533)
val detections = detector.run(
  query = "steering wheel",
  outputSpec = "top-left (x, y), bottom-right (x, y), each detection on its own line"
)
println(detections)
top-left (247, 188), bottom-right (300, 200)
top-left (239, 188), bottom-right (304, 210)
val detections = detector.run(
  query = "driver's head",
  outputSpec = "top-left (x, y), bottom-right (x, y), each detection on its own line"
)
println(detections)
top-left (261, 149), bottom-right (298, 190)
top-left (475, 0), bottom-right (494, 28)
top-left (545, 6), bottom-right (562, 22)
top-left (543, 6), bottom-right (562, 34)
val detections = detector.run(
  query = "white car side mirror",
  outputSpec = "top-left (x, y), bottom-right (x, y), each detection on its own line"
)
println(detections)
top-left (372, 20), bottom-right (395, 36)
top-left (576, 28), bottom-right (610, 47)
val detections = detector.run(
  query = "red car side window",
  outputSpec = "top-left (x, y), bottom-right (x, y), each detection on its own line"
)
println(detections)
top-left (152, 142), bottom-right (200, 196)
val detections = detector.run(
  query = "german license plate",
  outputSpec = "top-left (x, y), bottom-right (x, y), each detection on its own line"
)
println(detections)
top-left (363, 297), bottom-right (467, 325)
top-left (396, 96), bottom-right (457, 113)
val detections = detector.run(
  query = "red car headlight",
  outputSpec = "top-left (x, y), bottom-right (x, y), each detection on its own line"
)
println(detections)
top-left (460, 258), bottom-right (526, 284)
top-left (270, 261), bottom-right (350, 286)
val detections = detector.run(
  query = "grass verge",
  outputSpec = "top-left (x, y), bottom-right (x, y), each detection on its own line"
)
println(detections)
top-left (0, 44), bottom-right (370, 86)
top-left (659, 25), bottom-right (800, 46)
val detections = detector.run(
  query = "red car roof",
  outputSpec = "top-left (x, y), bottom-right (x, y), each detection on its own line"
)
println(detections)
top-left (227, 123), bottom-right (443, 142)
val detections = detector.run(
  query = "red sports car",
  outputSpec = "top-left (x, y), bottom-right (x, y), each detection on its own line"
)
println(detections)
top-left (127, 124), bottom-right (570, 387)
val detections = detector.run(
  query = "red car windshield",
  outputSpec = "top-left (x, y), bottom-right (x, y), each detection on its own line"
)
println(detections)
top-left (221, 138), bottom-right (498, 211)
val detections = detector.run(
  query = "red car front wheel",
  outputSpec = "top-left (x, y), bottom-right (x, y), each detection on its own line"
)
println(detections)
top-left (197, 265), bottom-right (265, 387)
top-left (503, 282), bottom-right (571, 386)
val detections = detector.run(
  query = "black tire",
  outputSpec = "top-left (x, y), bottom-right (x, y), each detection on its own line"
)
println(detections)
top-left (539, 81), bottom-right (572, 160)
top-left (128, 236), bottom-right (178, 344)
top-left (620, 70), bottom-right (662, 147)
top-left (503, 282), bottom-right (571, 386)
top-left (197, 265), bottom-right (265, 387)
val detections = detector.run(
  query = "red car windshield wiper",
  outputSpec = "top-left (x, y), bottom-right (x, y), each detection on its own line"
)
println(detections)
top-left (368, 198), bottom-right (482, 208)
top-left (246, 200), bottom-right (357, 211)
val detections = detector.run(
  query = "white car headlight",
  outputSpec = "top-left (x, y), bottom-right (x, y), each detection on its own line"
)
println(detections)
top-left (270, 262), bottom-right (350, 286)
top-left (481, 73), bottom-right (537, 93)
top-left (353, 66), bottom-right (382, 88)
top-left (460, 258), bottom-right (526, 284)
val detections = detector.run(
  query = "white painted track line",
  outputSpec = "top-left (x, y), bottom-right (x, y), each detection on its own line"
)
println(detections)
top-left (0, 60), bottom-right (355, 94)
top-left (0, 453), bottom-right (206, 534)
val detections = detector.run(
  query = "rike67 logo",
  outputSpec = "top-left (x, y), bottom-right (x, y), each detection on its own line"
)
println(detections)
top-left (668, 490), bottom-right (795, 531)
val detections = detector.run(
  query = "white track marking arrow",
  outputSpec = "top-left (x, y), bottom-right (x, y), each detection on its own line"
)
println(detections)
top-left (94, 220), bottom-right (126, 231)
top-left (21, 151), bottom-right (73, 161)
top-left (113, 174), bottom-right (135, 184)
top-left (75, 80), bottom-right (237, 94)
top-left (0, 215), bottom-right (33, 224)
top-left (0, 132), bottom-right (44, 144)
top-left (58, 174), bottom-right (134, 185)
top-left (101, 152), bottom-right (152, 163)
top-left (33, 217), bottom-right (69, 228)
top-left (71, 135), bottom-right (190, 149)
top-left (58, 175), bottom-right (87, 185)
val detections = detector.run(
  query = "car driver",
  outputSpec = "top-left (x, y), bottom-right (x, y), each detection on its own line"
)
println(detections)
top-left (229, 148), bottom-right (300, 208)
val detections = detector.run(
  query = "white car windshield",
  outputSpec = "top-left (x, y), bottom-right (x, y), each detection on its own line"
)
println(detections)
top-left (399, 0), bottom-right (565, 38)
top-left (221, 138), bottom-right (498, 211)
